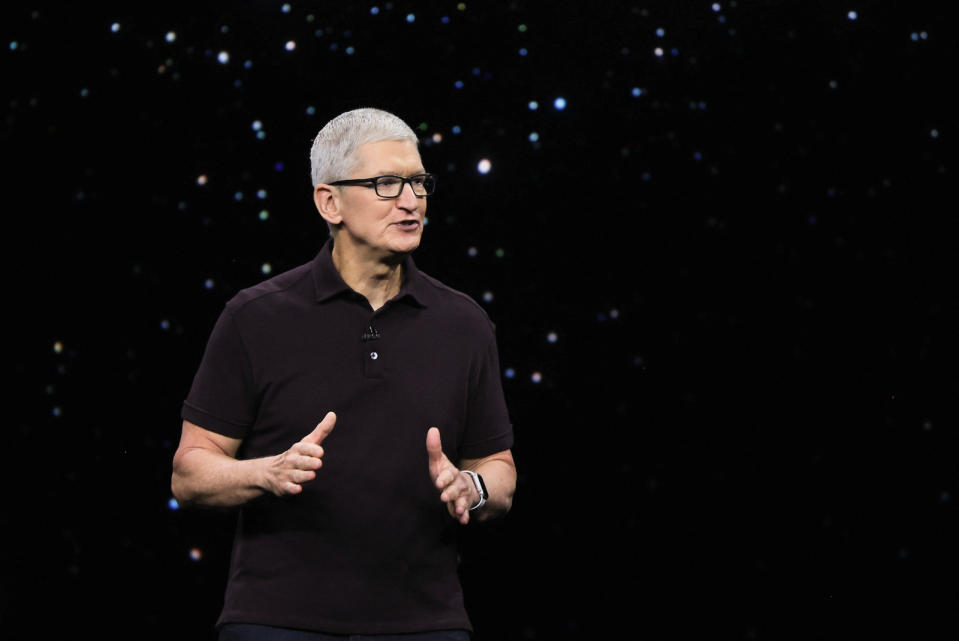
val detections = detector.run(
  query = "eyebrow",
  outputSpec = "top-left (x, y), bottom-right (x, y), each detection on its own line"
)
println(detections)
top-left (370, 169), bottom-right (427, 177)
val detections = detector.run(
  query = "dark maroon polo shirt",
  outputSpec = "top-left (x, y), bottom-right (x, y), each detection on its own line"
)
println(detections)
top-left (181, 240), bottom-right (513, 634)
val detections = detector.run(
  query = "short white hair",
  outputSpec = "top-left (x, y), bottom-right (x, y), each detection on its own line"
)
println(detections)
top-left (310, 108), bottom-right (419, 187)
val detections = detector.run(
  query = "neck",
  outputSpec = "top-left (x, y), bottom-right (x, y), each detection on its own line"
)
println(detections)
top-left (331, 241), bottom-right (406, 311)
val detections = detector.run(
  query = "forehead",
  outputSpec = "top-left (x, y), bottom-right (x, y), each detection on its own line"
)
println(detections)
top-left (352, 139), bottom-right (423, 176)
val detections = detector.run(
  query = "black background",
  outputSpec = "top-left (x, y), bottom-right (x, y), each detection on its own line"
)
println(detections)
top-left (4, 2), bottom-right (957, 639)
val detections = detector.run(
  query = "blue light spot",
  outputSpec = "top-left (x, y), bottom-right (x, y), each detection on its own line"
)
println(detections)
top-left (712, 3), bottom-right (721, 11)
top-left (281, 3), bottom-right (291, 13)
top-left (529, 132), bottom-right (539, 142)
top-left (168, 498), bottom-right (180, 510)
top-left (553, 97), bottom-right (566, 110)
top-left (234, 191), bottom-right (244, 201)
top-left (847, 10), bottom-right (858, 20)
top-left (305, 105), bottom-right (316, 115)
top-left (52, 407), bottom-right (62, 417)
top-left (631, 87), bottom-right (643, 97)
top-left (454, 80), bottom-right (464, 89)
top-left (519, 47), bottom-right (528, 56)
top-left (251, 120), bottom-right (262, 131)
top-left (275, 161), bottom-right (285, 171)
top-left (9, 41), bottom-right (18, 51)
top-left (256, 131), bottom-right (266, 139)
top-left (370, 6), bottom-right (379, 15)
top-left (346, 46), bottom-right (355, 55)
top-left (243, 60), bottom-right (253, 69)
top-left (441, 16), bottom-right (450, 24)
top-left (160, 319), bottom-right (171, 331)
top-left (528, 100), bottom-right (539, 110)
top-left (504, 368), bottom-right (516, 379)
top-left (204, 279), bottom-right (215, 290)
top-left (693, 151), bottom-right (703, 161)
top-left (452, 125), bottom-right (461, 134)
top-left (257, 189), bottom-right (268, 199)
top-left (406, 13), bottom-right (415, 23)
top-left (655, 27), bottom-right (665, 37)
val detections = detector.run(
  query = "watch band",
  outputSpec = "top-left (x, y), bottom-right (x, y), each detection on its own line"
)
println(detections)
top-left (462, 470), bottom-right (488, 511)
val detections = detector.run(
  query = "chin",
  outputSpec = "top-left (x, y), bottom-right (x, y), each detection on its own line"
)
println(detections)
top-left (389, 233), bottom-right (422, 254)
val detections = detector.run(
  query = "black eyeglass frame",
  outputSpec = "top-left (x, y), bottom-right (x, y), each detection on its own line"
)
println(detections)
top-left (329, 173), bottom-right (437, 198)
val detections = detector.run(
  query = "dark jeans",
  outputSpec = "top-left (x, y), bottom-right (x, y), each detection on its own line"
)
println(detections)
top-left (219, 624), bottom-right (470, 641)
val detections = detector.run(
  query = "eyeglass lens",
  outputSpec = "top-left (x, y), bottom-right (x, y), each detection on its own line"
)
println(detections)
top-left (375, 175), bottom-right (435, 197)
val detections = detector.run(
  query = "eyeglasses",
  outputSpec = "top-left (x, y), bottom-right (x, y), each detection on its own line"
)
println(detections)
top-left (329, 173), bottom-right (437, 198)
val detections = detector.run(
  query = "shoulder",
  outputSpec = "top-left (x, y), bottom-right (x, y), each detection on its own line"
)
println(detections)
top-left (224, 260), bottom-right (314, 317)
top-left (416, 270), bottom-right (497, 334)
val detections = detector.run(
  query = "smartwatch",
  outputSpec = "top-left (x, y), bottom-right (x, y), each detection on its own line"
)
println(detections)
top-left (462, 470), bottom-right (488, 511)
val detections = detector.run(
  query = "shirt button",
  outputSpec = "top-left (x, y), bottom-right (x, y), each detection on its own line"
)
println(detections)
top-left (370, 351), bottom-right (378, 360)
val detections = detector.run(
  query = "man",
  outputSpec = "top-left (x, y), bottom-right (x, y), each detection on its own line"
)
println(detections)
top-left (172, 108), bottom-right (516, 640)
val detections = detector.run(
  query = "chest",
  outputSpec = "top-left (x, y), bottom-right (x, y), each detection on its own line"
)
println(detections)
top-left (240, 301), bottom-right (477, 460)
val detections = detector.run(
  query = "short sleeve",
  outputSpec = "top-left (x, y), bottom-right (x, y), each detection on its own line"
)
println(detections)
top-left (181, 307), bottom-right (258, 439)
top-left (459, 326), bottom-right (513, 460)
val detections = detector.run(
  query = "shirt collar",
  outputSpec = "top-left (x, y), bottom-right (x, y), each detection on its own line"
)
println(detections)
top-left (312, 238), bottom-right (430, 308)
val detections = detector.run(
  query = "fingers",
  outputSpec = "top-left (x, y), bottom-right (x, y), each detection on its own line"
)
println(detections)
top-left (433, 464), bottom-right (457, 491)
top-left (438, 472), bottom-right (472, 504)
top-left (289, 449), bottom-right (324, 471)
top-left (302, 411), bottom-right (336, 445)
top-left (425, 427), bottom-right (444, 464)
top-left (436, 470), bottom-right (477, 525)
top-left (446, 484), bottom-right (473, 525)
top-left (270, 413), bottom-right (336, 497)
top-left (425, 427), bottom-right (473, 524)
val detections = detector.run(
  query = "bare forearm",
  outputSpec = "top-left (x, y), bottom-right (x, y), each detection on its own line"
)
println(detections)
top-left (171, 447), bottom-right (268, 508)
top-left (466, 458), bottom-right (517, 522)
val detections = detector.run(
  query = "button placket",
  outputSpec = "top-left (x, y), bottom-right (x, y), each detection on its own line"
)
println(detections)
top-left (362, 312), bottom-right (384, 378)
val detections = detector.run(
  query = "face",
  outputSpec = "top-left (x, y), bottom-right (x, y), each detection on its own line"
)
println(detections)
top-left (321, 139), bottom-right (427, 261)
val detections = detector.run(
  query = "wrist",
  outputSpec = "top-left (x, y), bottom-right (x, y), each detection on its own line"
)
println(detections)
top-left (462, 470), bottom-right (488, 511)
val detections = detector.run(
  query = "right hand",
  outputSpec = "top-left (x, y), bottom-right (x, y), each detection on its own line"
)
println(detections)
top-left (264, 411), bottom-right (336, 496)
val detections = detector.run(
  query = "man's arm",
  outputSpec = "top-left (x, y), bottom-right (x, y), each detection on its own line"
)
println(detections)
top-left (426, 427), bottom-right (516, 524)
top-left (171, 412), bottom-right (336, 508)
top-left (460, 449), bottom-right (517, 522)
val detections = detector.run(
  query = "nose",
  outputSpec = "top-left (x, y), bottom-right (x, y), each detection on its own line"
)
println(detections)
top-left (396, 181), bottom-right (420, 210)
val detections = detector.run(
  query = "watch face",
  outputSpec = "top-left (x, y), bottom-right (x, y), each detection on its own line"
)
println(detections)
top-left (476, 474), bottom-right (488, 499)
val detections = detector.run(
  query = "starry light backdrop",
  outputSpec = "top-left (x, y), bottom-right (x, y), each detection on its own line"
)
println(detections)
top-left (4, 2), bottom-right (957, 640)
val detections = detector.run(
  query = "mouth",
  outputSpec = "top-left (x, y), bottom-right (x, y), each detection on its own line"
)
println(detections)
top-left (395, 220), bottom-right (421, 230)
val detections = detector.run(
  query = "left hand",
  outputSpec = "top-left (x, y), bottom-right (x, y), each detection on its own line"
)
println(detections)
top-left (426, 427), bottom-right (478, 525)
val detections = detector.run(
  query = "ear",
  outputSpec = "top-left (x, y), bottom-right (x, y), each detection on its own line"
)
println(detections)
top-left (314, 184), bottom-right (343, 226)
